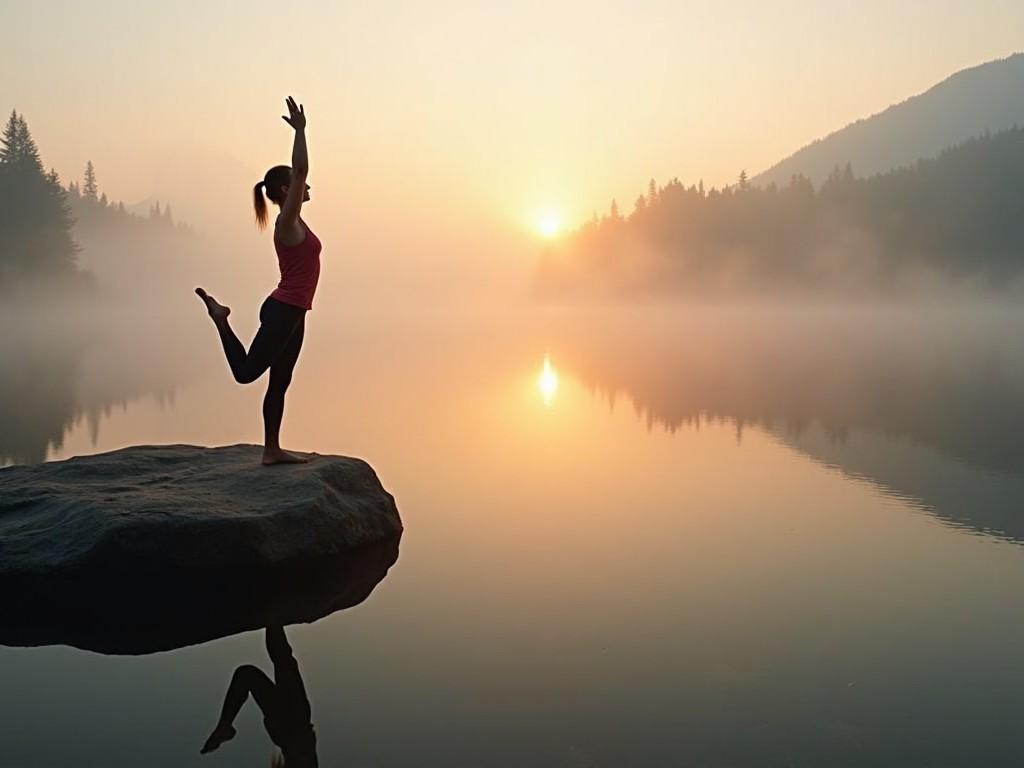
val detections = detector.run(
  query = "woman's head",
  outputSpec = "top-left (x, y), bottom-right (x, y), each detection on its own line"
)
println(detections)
top-left (253, 166), bottom-right (311, 228)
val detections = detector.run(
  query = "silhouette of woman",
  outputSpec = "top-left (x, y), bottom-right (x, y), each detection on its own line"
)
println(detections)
top-left (201, 625), bottom-right (318, 767)
top-left (195, 96), bottom-right (321, 465)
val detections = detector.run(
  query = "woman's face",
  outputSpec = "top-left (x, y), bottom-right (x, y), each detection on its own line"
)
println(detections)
top-left (281, 174), bottom-right (311, 203)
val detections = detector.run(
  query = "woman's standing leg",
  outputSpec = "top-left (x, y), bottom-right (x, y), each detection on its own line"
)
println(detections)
top-left (262, 313), bottom-right (306, 465)
top-left (266, 625), bottom-right (313, 724)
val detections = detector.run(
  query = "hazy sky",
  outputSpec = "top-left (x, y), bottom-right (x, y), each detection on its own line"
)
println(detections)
top-left (2, 1), bottom-right (1022, 295)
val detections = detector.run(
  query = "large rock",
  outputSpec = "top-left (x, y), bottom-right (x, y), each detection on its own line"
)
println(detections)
top-left (0, 444), bottom-right (403, 654)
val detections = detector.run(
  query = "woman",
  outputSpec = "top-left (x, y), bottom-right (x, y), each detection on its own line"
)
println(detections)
top-left (196, 96), bottom-right (321, 465)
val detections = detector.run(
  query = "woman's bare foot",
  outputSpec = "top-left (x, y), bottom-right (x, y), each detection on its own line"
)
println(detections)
top-left (195, 287), bottom-right (231, 321)
top-left (200, 724), bottom-right (236, 754)
top-left (262, 447), bottom-right (309, 465)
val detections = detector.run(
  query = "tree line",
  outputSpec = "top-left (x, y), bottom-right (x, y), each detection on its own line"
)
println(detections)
top-left (0, 109), bottom-right (187, 294)
top-left (67, 159), bottom-right (186, 232)
top-left (537, 126), bottom-right (1024, 297)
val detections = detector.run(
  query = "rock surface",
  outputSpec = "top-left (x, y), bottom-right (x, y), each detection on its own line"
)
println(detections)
top-left (0, 444), bottom-right (403, 653)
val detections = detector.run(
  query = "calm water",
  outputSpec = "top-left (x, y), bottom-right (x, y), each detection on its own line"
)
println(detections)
top-left (3, 301), bottom-right (1024, 766)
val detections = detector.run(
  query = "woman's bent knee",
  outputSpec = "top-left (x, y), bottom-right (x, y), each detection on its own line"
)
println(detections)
top-left (234, 368), bottom-right (263, 385)
top-left (233, 664), bottom-right (262, 683)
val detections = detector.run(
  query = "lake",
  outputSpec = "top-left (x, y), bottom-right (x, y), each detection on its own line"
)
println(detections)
top-left (3, 300), bottom-right (1024, 766)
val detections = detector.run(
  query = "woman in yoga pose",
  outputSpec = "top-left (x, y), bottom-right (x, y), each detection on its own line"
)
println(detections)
top-left (195, 96), bottom-right (321, 465)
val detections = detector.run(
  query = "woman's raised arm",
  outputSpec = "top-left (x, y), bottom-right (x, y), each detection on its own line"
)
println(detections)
top-left (278, 96), bottom-right (308, 235)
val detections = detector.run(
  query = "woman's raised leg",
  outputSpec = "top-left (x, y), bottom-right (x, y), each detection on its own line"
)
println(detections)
top-left (200, 664), bottom-right (279, 754)
top-left (196, 289), bottom-right (301, 385)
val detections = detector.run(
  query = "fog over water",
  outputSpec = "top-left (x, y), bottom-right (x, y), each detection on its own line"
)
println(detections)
top-left (4, 295), bottom-right (1024, 765)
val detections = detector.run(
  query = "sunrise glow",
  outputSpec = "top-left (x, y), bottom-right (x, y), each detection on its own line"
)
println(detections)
top-left (535, 212), bottom-right (563, 239)
top-left (538, 354), bottom-right (559, 405)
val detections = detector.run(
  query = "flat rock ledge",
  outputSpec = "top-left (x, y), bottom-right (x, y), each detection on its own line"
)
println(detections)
top-left (0, 444), bottom-right (403, 654)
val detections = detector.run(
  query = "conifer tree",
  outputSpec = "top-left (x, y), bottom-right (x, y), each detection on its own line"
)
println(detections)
top-left (0, 110), bottom-right (20, 165)
top-left (1, 111), bottom-right (43, 173)
top-left (16, 114), bottom-right (42, 172)
top-left (0, 111), bottom-right (79, 285)
top-left (82, 160), bottom-right (98, 200)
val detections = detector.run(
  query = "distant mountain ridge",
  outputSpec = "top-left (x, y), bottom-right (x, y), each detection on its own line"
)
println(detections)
top-left (753, 53), bottom-right (1024, 188)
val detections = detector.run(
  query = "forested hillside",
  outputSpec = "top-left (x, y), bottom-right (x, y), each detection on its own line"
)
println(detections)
top-left (537, 127), bottom-right (1024, 298)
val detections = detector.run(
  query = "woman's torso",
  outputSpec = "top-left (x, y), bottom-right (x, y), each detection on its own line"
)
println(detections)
top-left (270, 218), bottom-right (321, 311)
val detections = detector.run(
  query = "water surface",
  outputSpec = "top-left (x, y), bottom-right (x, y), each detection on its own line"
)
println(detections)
top-left (3, 303), bottom-right (1024, 766)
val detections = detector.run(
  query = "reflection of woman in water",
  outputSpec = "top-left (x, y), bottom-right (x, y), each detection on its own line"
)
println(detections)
top-left (202, 625), bottom-right (318, 767)
top-left (195, 96), bottom-right (321, 466)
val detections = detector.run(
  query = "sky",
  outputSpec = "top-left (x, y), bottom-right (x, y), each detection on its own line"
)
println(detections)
top-left (2, 0), bottom-right (1023, 299)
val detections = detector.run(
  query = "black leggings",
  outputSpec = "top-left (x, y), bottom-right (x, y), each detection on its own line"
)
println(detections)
top-left (217, 296), bottom-right (306, 384)
top-left (215, 297), bottom-right (306, 445)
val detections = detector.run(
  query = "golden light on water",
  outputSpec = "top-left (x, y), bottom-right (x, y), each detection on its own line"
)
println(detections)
top-left (538, 354), bottom-right (559, 405)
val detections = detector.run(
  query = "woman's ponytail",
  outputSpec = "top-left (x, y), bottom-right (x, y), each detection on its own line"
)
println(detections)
top-left (253, 180), bottom-right (268, 229)
top-left (253, 166), bottom-right (292, 228)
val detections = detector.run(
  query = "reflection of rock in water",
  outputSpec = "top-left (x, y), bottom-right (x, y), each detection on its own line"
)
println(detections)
top-left (0, 444), bottom-right (403, 654)
top-left (0, 309), bottom-right (186, 465)
top-left (553, 307), bottom-right (1024, 541)
top-left (0, 534), bottom-right (401, 656)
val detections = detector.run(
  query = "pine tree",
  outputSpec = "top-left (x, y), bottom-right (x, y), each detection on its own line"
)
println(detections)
top-left (0, 112), bottom-right (79, 286)
top-left (1, 111), bottom-right (43, 173)
top-left (82, 160), bottom-right (98, 200)
top-left (610, 199), bottom-right (620, 220)
top-left (738, 170), bottom-right (748, 190)
top-left (648, 178), bottom-right (657, 205)
top-left (0, 110), bottom-right (20, 164)
top-left (15, 114), bottom-right (42, 172)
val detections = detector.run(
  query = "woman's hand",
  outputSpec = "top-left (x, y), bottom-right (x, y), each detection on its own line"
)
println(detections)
top-left (281, 96), bottom-right (306, 131)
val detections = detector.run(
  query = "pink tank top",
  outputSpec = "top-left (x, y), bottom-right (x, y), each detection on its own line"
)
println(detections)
top-left (270, 219), bottom-right (322, 310)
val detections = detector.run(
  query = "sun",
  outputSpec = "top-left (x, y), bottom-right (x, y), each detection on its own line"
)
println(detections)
top-left (535, 211), bottom-right (562, 239)
top-left (537, 354), bottom-right (559, 405)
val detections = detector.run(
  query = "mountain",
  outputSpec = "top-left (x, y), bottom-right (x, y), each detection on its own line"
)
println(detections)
top-left (753, 53), bottom-right (1024, 188)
